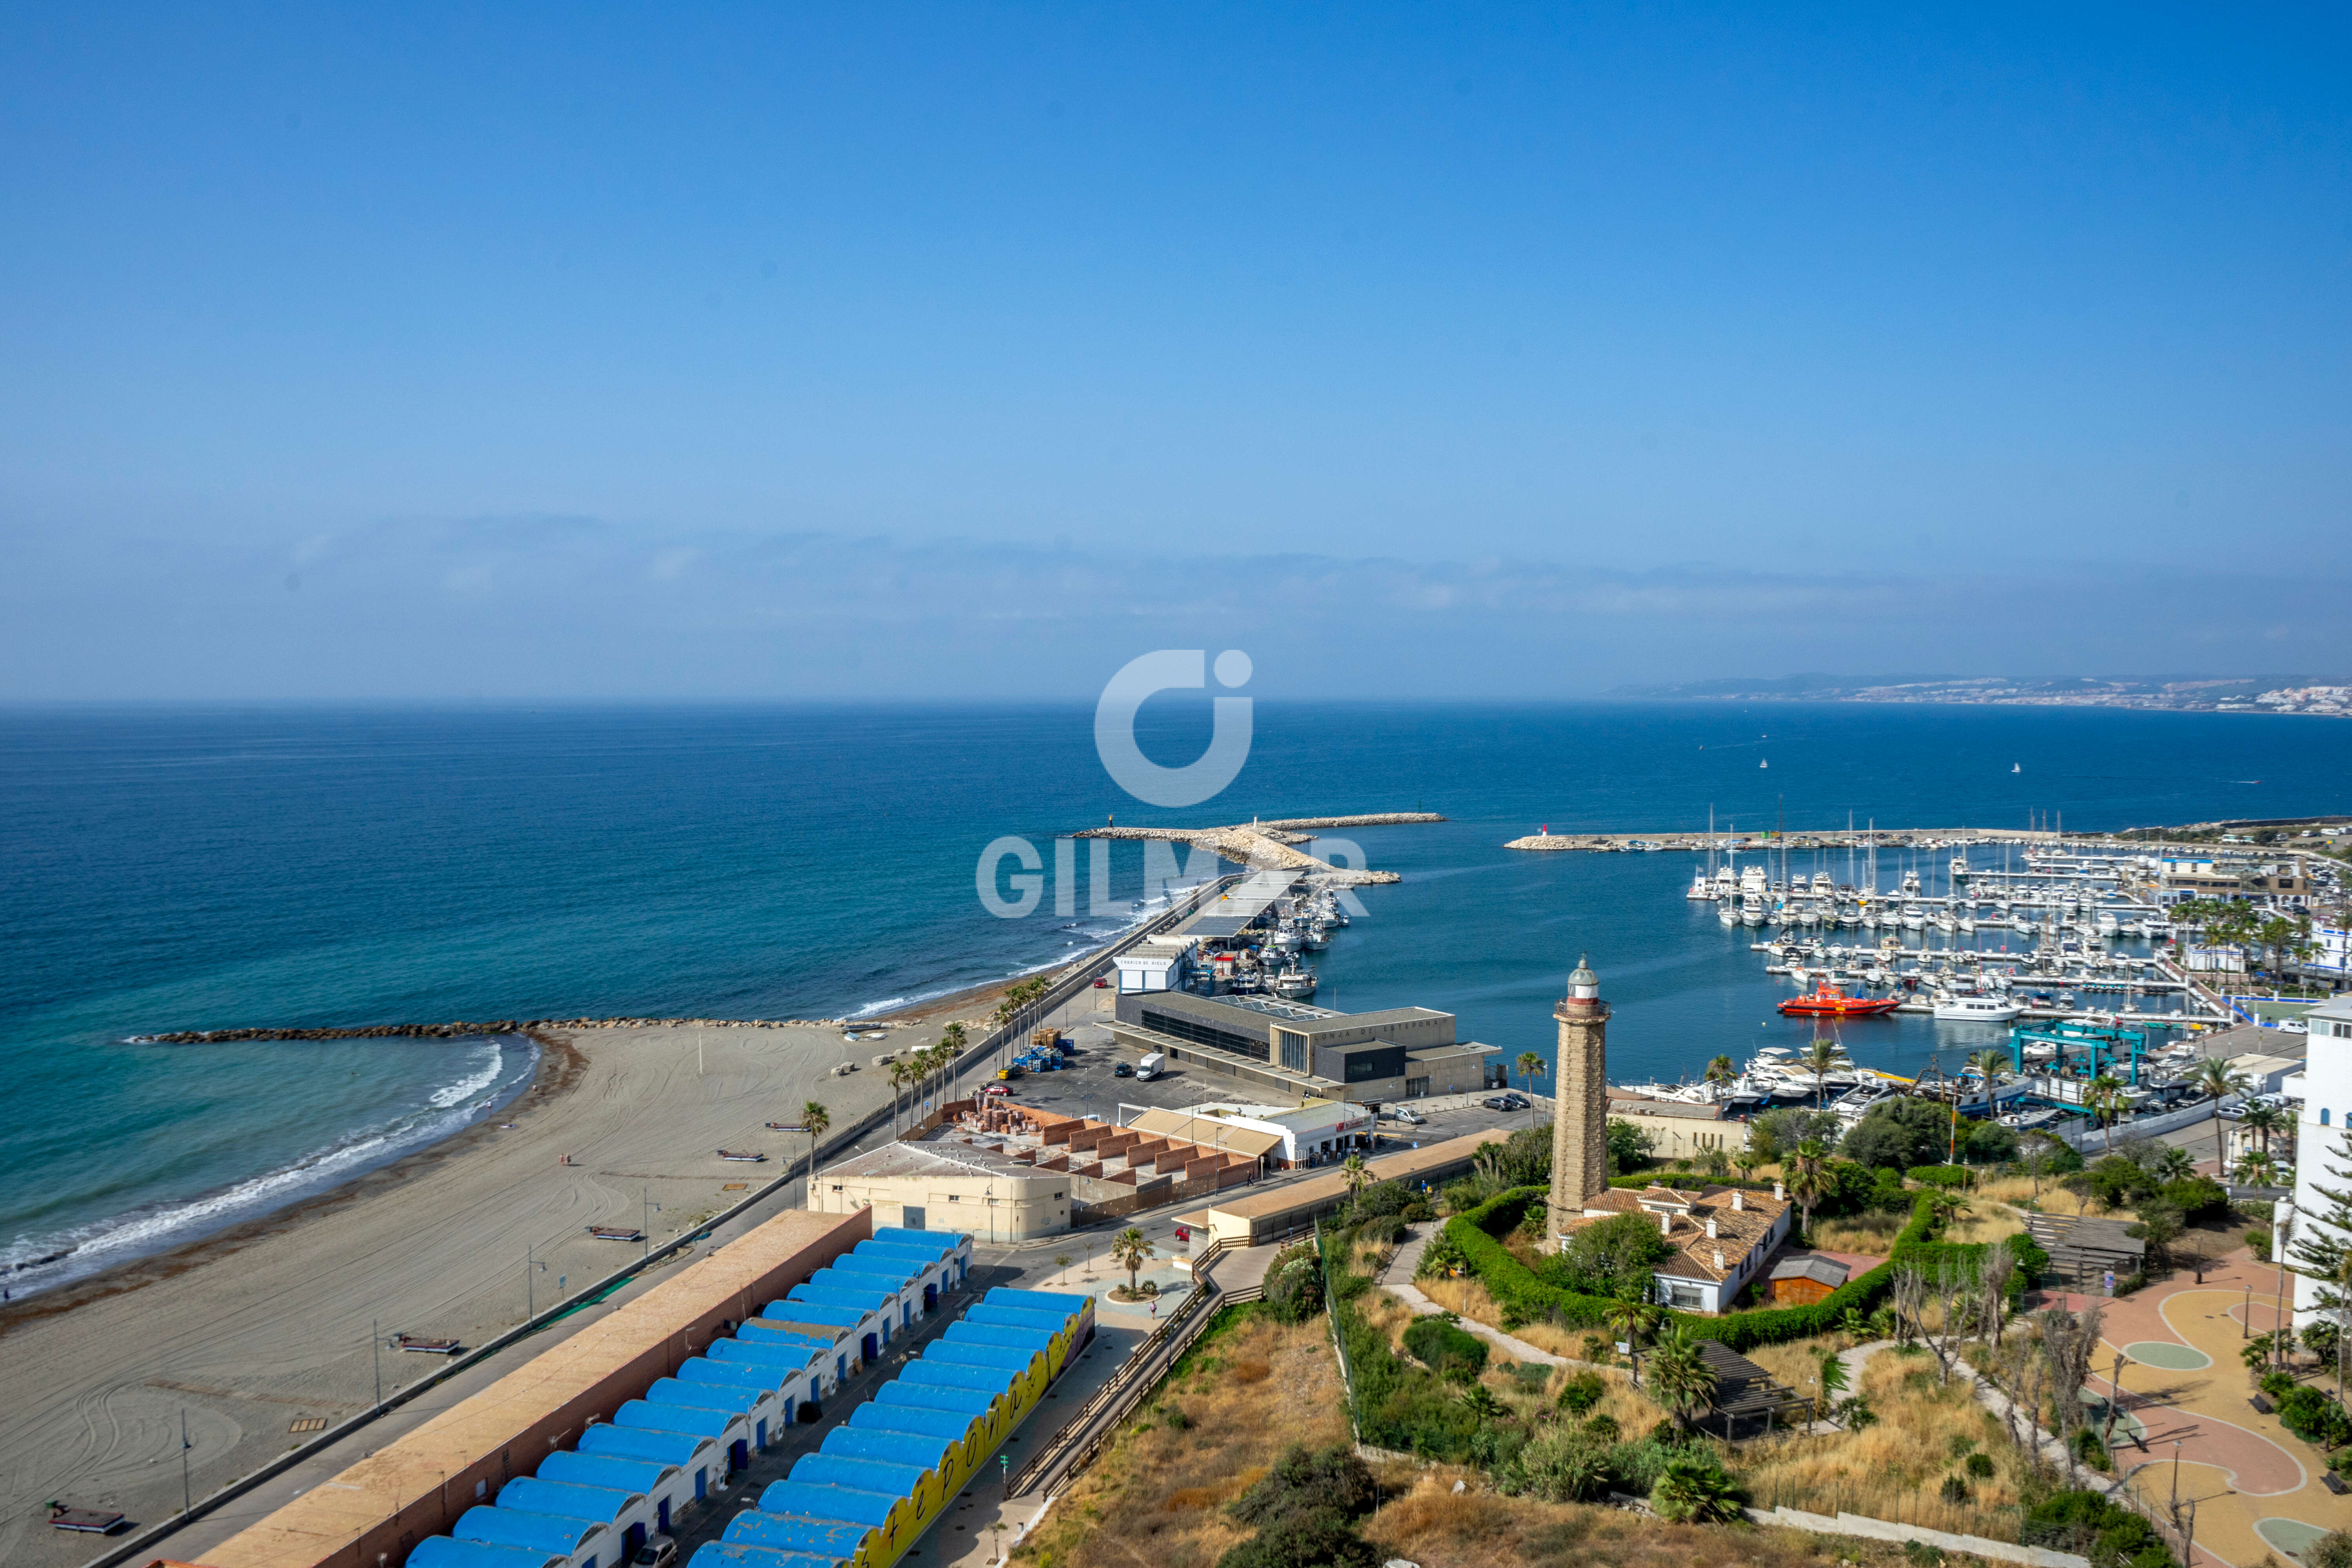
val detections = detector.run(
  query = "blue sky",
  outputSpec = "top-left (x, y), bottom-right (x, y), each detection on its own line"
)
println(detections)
top-left (2, 5), bottom-right (2347, 697)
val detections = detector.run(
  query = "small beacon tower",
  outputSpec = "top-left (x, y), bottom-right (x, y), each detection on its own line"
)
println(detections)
top-left (1548, 954), bottom-right (1610, 1222)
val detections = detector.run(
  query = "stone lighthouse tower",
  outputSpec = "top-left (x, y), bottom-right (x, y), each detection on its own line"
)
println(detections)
top-left (1547, 954), bottom-right (1610, 1222)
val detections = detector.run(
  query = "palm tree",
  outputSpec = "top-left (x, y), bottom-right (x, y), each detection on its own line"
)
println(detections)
top-left (2192, 1058), bottom-right (2254, 1171)
top-left (938, 1023), bottom-right (967, 1102)
top-left (1650, 1454), bottom-right (1741, 1523)
top-left (2243, 1102), bottom-right (2289, 1163)
top-left (2234, 1150), bottom-right (2280, 1188)
top-left (1605, 1297), bottom-right (1661, 1381)
top-left (1517, 1051), bottom-right (1546, 1128)
top-left (886, 1061), bottom-right (909, 1134)
top-left (1733, 1146), bottom-right (1760, 1185)
top-left (801, 1100), bottom-right (831, 1184)
top-left (1339, 1152), bottom-right (1370, 1208)
top-left (1642, 1325), bottom-right (1718, 1431)
top-left (1109, 1226), bottom-right (1154, 1298)
top-left (1704, 1054), bottom-right (1737, 1088)
top-left (2154, 1145), bottom-right (2196, 1183)
top-left (1813, 1345), bottom-right (1850, 1419)
top-left (1786, 1139), bottom-right (1830, 1240)
top-left (1803, 1037), bottom-right (1844, 1107)
top-left (2086, 1073), bottom-right (2125, 1155)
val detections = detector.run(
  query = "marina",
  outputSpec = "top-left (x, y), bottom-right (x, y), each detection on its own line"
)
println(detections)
top-left (1598, 830), bottom-right (2294, 1147)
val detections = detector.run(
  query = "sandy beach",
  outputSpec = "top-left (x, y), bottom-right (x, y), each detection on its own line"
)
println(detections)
top-left (0, 1002), bottom-right (1003, 1568)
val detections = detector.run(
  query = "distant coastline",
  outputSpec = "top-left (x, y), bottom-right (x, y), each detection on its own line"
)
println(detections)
top-left (1608, 672), bottom-right (2352, 718)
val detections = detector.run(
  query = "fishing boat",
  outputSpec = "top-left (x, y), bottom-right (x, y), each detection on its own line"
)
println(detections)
top-left (717, 1148), bottom-right (767, 1162)
top-left (1777, 980), bottom-right (1901, 1018)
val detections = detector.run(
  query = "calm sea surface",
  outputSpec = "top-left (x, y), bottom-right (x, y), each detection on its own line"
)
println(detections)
top-left (3, 701), bottom-right (2346, 1294)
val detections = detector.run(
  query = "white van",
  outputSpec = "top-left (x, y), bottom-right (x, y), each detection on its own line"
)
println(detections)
top-left (1136, 1053), bottom-right (1165, 1081)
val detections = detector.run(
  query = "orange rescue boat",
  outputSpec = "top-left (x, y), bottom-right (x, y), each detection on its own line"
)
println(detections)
top-left (1777, 980), bottom-right (1900, 1018)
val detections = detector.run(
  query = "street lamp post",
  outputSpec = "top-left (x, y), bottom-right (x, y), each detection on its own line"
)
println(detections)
top-left (371, 1318), bottom-right (383, 1411)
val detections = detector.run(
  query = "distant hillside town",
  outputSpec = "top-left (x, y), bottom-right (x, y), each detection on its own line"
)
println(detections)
top-left (1613, 672), bottom-right (2352, 716)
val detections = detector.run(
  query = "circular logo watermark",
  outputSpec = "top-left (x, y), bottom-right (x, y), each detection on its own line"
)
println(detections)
top-left (1091, 649), bottom-right (1254, 808)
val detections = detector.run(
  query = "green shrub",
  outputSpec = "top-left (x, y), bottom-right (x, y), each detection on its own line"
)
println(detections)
top-left (1537, 1210), bottom-right (1673, 1298)
top-left (2247, 1227), bottom-right (2275, 1256)
top-left (1262, 1245), bottom-right (1326, 1325)
top-left (2277, 1386), bottom-right (2352, 1448)
top-left (2308, 1531), bottom-right (2352, 1568)
top-left (1215, 1511), bottom-right (1377, 1568)
top-left (2262, 1369), bottom-right (2296, 1400)
top-left (1228, 1443), bottom-right (1377, 1526)
top-left (1965, 1452), bottom-right (1995, 1479)
top-left (1356, 1213), bottom-right (1407, 1247)
top-left (1940, 1474), bottom-right (1970, 1504)
top-left (1908, 1165), bottom-right (1972, 1188)
top-left (2023, 1488), bottom-right (2176, 1568)
top-left (1401, 1199), bottom-right (1435, 1222)
top-left (1404, 1316), bottom-right (1490, 1379)
top-left (2157, 1176), bottom-right (2231, 1224)
top-left (1557, 1370), bottom-right (1605, 1416)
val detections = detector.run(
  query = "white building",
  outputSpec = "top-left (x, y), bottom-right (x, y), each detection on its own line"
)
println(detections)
top-left (1128, 1099), bottom-right (1373, 1169)
top-left (1115, 935), bottom-right (1198, 994)
top-left (2286, 995), bottom-right (2352, 1325)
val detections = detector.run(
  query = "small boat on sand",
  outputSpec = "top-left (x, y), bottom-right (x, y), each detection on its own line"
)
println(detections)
top-left (717, 1148), bottom-right (767, 1162)
top-left (587, 1224), bottom-right (646, 1242)
top-left (392, 1333), bottom-right (462, 1355)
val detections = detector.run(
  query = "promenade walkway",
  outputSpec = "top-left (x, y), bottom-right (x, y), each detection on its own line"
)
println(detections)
top-left (2042, 1244), bottom-right (2348, 1568)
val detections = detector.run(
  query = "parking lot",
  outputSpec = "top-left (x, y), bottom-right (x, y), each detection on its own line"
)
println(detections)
top-left (963, 987), bottom-right (1532, 1162)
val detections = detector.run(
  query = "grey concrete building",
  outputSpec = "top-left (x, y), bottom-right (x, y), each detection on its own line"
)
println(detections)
top-left (1108, 989), bottom-right (1493, 1102)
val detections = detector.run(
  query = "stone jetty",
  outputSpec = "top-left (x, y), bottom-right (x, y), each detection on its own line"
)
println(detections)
top-left (1074, 810), bottom-right (1441, 884)
top-left (1504, 827), bottom-right (2068, 852)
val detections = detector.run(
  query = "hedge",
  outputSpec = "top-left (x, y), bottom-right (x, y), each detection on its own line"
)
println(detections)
top-left (1907, 1165), bottom-right (1972, 1188)
top-left (1607, 1173), bottom-right (1780, 1193)
top-left (1438, 1187), bottom-right (2046, 1354)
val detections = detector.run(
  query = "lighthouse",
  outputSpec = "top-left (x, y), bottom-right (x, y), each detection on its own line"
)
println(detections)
top-left (1547, 954), bottom-right (1611, 1226)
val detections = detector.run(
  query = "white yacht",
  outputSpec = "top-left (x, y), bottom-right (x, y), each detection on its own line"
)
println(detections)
top-left (1901, 904), bottom-right (1927, 931)
top-left (1740, 890), bottom-right (1767, 926)
top-left (2095, 909), bottom-right (2119, 936)
top-left (1688, 869), bottom-right (1715, 900)
top-left (1933, 995), bottom-right (2024, 1023)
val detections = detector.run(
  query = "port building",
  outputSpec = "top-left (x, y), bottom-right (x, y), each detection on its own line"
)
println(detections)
top-left (1107, 990), bottom-right (1492, 1102)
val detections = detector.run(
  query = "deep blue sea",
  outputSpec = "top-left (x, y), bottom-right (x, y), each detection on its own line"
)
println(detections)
top-left (3, 700), bottom-right (2347, 1295)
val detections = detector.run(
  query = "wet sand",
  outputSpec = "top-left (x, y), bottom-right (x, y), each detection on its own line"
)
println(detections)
top-left (0, 1008), bottom-right (991, 1568)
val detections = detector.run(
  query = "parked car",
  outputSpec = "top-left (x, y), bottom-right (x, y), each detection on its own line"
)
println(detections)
top-left (981, 1083), bottom-right (1013, 1096)
top-left (1113, 1062), bottom-right (1134, 1078)
top-left (1482, 1093), bottom-right (1528, 1112)
top-left (634, 1543), bottom-right (677, 1568)
top-left (1388, 1106), bottom-right (1426, 1125)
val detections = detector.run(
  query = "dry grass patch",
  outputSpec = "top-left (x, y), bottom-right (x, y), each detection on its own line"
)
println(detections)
top-left (1942, 1207), bottom-right (2025, 1248)
top-left (1806, 1212), bottom-right (1907, 1255)
top-left (1016, 1307), bottom-right (1350, 1568)
top-left (1414, 1275), bottom-right (1598, 1363)
top-left (1733, 1344), bottom-right (2026, 1539)
top-left (1362, 1471), bottom-right (1919, 1568)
